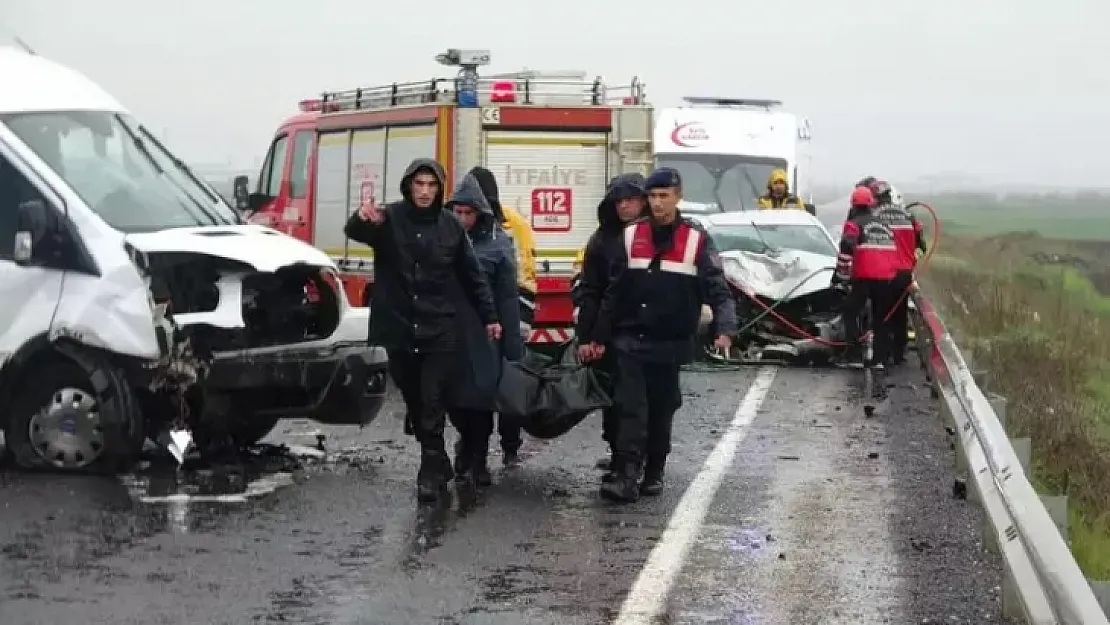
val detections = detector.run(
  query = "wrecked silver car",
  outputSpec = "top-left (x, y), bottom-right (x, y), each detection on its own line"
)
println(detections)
top-left (689, 210), bottom-right (849, 364)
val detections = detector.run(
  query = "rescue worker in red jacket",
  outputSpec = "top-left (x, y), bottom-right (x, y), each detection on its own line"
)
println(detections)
top-left (832, 185), bottom-right (902, 384)
top-left (845, 176), bottom-right (877, 221)
top-left (586, 167), bottom-right (737, 503)
top-left (871, 180), bottom-right (927, 365)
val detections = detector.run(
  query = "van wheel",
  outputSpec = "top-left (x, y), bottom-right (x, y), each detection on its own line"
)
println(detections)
top-left (5, 358), bottom-right (142, 473)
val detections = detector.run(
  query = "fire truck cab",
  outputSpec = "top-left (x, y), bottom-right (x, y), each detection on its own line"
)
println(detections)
top-left (239, 54), bottom-right (653, 345)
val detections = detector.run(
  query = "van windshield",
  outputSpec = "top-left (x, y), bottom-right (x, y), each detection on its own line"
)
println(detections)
top-left (654, 153), bottom-right (789, 213)
top-left (1, 111), bottom-right (239, 232)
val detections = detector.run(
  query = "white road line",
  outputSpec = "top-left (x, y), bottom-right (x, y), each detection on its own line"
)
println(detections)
top-left (614, 366), bottom-right (778, 625)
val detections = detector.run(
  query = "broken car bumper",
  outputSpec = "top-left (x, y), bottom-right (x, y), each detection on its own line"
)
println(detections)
top-left (206, 343), bottom-right (389, 426)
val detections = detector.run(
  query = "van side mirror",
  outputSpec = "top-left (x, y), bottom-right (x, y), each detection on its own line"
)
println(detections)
top-left (804, 203), bottom-right (817, 216)
top-left (232, 175), bottom-right (251, 211)
top-left (14, 199), bottom-right (55, 265)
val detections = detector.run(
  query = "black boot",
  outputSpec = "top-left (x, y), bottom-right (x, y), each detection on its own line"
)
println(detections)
top-left (417, 448), bottom-right (451, 503)
top-left (640, 457), bottom-right (666, 496)
top-left (840, 343), bottom-right (864, 367)
top-left (600, 455), bottom-right (641, 503)
top-left (501, 441), bottom-right (522, 467)
top-left (453, 438), bottom-right (473, 483)
top-left (472, 436), bottom-right (492, 487)
top-left (600, 447), bottom-right (618, 483)
top-left (871, 367), bottom-right (889, 399)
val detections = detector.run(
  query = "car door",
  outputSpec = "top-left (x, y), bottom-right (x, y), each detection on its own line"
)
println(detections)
top-left (0, 142), bottom-right (66, 364)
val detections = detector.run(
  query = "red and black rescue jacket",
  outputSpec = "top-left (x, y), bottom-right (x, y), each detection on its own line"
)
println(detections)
top-left (835, 212), bottom-right (901, 282)
top-left (876, 203), bottom-right (927, 271)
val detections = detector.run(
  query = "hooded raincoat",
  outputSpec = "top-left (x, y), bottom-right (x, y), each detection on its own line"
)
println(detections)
top-left (343, 158), bottom-right (497, 353)
top-left (446, 175), bottom-right (524, 410)
top-left (573, 173), bottom-right (649, 345)
top-left (468, 166), bottom-right (538, 331)
top-left (756, 168), bottom-right (807, 210)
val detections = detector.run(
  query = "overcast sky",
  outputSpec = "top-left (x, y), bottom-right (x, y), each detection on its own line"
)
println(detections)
top-left (5, 0), bottom-right (1109, 188)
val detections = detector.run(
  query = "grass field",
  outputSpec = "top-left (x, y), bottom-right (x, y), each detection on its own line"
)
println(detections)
top-left (918, 191), bottom-right (1110, 241)
top-left (919, 204), bottom-right (1110, 578)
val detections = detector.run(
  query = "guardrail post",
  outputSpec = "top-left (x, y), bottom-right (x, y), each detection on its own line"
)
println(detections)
top-left (989, 394), bottom-right (1032, 476)
top-left (971, 369), bottom-right (988, 389)
top-left (1002, 574), bottom-right (1025, 620)
top-left (1088, 581), bottom-right (1110, 616)
top-left (1039, 494), bottom-right (1069, 543)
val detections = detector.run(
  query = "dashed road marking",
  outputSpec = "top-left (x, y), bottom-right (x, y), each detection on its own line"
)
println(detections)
top-left (614, 366), bottom-right (778, 625)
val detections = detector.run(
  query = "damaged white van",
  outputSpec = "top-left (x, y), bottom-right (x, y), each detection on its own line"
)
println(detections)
top-left (0, 47), bottom-right (389, 471)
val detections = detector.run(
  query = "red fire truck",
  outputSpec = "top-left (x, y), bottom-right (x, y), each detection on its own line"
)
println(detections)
top-left (241, 66), bottom-right (653, 345)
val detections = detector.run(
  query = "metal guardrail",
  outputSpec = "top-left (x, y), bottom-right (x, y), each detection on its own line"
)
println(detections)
top-left (911, 290), bottom-right (1110, 625)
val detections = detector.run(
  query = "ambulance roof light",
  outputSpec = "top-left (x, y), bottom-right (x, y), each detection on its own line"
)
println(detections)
top-left (682, 96), bottom-right (783, 109)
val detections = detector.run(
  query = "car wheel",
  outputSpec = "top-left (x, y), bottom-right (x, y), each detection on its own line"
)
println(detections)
top-left (5, 358), bottom-right (142, 472)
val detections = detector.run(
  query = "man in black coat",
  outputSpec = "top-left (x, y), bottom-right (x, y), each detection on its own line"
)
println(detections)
top-left (344, 158), bottom-right (502, 502)
top-left (573, 173), bottom-right (649, 482)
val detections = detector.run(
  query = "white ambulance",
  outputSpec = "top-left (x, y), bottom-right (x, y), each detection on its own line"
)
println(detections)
top-left (653, 96), bottom-right (813, 213)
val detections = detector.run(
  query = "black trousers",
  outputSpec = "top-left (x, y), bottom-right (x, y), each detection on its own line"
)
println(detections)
top-left (843, 278), bottom-right (901, 365)
top-left (612, 351), bottom-right (683, 468)
top-left (449, 410), bottom-right (523, 456)
top-left (887, 271), bottom-right (913, 358)
top-left (593, 350), bottom-right (619, 449)
top-left (387, 349), bottom-right (454, 451)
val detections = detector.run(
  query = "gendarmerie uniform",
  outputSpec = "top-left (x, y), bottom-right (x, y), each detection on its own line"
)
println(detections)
top-left (590, 167), bottom-right (737, 502)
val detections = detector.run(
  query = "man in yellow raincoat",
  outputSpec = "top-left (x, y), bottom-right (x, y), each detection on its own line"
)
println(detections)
top-left (756, 168), bottom-right (807, 210)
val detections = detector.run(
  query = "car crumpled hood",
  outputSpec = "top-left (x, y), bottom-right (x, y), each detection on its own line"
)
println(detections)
top-left (720, 249), bottom-right (837, 301)
top-left (123, 225), bottom-right (336, 272)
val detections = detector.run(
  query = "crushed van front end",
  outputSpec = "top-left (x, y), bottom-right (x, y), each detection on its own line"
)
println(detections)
top-left (125, 226), bottom-right (387, 462)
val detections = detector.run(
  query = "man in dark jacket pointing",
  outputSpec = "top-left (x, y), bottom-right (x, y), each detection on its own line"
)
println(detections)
top-left (344, 158), bottom-right (501, 502)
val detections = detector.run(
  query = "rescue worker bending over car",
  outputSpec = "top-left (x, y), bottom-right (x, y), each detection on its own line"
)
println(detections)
top-left (445, 175), bottom-right (524, 487)
top-left (572, 173), bottom-right (650, 483)
top-left (584, 167), bottom-right (737, 503)
top-left (466, 166), bottom-right (534, 464)
top-left (344, 158), bottom-right (501, 503)
top-left (833, 185), bottom-right (901, 391)
top-left (871, 180), bottom-right (926, 365)
top-left (757, 168), bottom-right (806, 210)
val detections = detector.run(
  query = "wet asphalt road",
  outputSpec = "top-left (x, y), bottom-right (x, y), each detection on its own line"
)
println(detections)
top-left (0, 362), bottom-right (1012, 625)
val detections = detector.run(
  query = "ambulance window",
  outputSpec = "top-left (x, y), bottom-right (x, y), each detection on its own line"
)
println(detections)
top-left (259, 135), bottom-right (289, 197)
top-left (289, 131), bottom-right (312, 199)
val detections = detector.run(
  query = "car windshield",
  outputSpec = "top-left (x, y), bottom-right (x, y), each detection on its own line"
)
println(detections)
top-left (1, 111), bottom-right (239, 232)
top-left (655, 153), bottom-right (789, 212)
top-left (708, 222), bottom-right (836, 257)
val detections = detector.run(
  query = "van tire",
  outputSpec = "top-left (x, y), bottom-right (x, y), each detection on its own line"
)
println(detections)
top-left (4, 357), bottom-right (143, 473)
